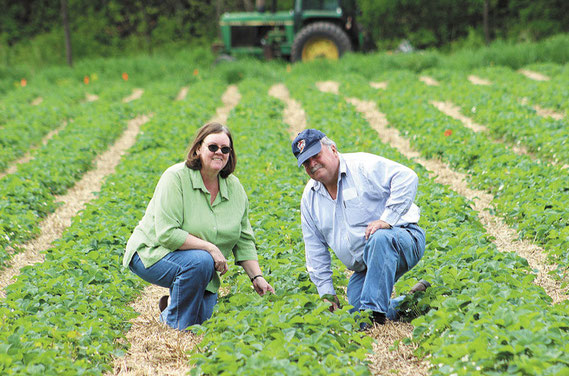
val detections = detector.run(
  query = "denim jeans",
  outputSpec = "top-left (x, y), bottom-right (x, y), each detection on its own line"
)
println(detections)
top-left (347, 223), bottom-right (425, 320)
top-left (129, 250), bottom-right (217, 330)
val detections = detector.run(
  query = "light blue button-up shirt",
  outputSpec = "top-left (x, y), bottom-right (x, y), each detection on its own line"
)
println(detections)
top-left (300, 152), bottom-right (420, 296)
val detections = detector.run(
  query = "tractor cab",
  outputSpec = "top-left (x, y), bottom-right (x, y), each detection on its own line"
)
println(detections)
top-left (219, 0), bottom-right (361, 62)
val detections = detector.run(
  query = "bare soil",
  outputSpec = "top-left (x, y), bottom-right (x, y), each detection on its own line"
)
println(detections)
top-left (0, 114), bottom-right (150, 297)
top-left (123, 89), bottom-right (144, 103)
top-left (0, 122), bottom-right (67, 180)
top-left (109, 85), bottom-right (242, 375)
top-left (518, 69), bottom-right (550, 81)
top-left (419, 76), bottom-right (440, 86)
top-left (468, 75), bottom-right (492, 85)
top-left (345, 93), bottom-right (568, 304)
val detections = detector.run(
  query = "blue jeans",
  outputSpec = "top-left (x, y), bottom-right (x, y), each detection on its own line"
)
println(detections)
top-left (347, 224), bottom-right (425, 320)
top-left (129, 250), bottom-right (217, 330)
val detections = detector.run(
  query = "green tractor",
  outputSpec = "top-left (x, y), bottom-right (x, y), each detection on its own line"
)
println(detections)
top-left (218, 0), bottom-right (363, 62)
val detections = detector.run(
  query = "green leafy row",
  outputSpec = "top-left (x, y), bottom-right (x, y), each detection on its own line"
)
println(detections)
top-left (421, 66), bottom-right (569, 165)
top-left (0, 82), bottom-right (86, 172)
top-left (333, 69), bottom-right (569, 273)
top-left (0, 81), bottom-right (146, 267)
top-left (470, 63), bottom-right (569, 115)
top-left (189, 77), bottom-right (372, 375)
top-left (0, 77), bottom-right (226, 375)
top-left (282, 68), bottom-right (569, 375)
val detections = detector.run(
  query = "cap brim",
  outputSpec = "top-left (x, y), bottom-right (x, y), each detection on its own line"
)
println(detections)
top-left (297, 142), bottom-right (322, 167)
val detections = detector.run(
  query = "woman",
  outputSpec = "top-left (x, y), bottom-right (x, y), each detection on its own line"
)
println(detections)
top-left (123, 122), bottom-right (274, 330)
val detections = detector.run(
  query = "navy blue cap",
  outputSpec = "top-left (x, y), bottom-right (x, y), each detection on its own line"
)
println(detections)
top-left (292, 129), bottom-right (326, 167)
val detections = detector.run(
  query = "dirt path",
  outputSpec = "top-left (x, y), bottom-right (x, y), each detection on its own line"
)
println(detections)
top-left (273, 81), bottom-right (428, 375)
top-left (109, 85), bottom-right (242, 376)
top-left (0, 122), bottom-right (68, 180)
top-left (367, 322), bottom-right (430, 375)
top-left (123, 89), bottom-right (144, 103)
top-left (343, 94), bottom-right (567, 304)
top-left (419, 76), bottom-right (440, 86)
top-left (370, 82), bottom-right (388, 90)
top-left (268, 83), bottom-right (307, 137)
top-left (0, 114), bottom-right (150, 297)
top-left (31, 97), bottom-right (43, 106)
top-left (518, 69), bottom-right (550, 81)
top-left (210, 85), bottom-right (241, 125)
top-left (430, 100), bottom-right (569, 168)
top-left (175, 87), bottom-right (189, 101)
top-left (86, 93), bottom-right (99, 102)
top-left (520, 98), bottom-right (565, 121)
top-left (468, 75), bottom-right (492, 85)
top-left (429, 101), bottom-right (488, 133)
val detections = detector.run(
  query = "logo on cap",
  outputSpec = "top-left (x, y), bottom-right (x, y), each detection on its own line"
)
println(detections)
top-left (297, 139), bottom-right (305, 153)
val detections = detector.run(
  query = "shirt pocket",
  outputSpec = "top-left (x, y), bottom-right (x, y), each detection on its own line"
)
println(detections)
top-left (343, 197), bottom-right (368, 227)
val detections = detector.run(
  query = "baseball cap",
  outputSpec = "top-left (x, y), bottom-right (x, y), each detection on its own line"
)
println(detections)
top-left (291, 129), bottom-right (326, 167)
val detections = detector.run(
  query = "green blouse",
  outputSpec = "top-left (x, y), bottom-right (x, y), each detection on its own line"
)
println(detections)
top-left (123, 162), bottom-right (258, 293)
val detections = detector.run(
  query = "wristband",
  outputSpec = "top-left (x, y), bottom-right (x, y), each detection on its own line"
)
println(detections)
top-left (250, 274), bottom-right (263, 283)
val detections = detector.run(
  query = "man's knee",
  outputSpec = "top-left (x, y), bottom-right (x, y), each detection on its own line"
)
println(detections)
top-left (366, 230), bottom-right (395, 254)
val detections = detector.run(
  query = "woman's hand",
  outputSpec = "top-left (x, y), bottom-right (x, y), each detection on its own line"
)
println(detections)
top-left (252, 276), bottom-right (275, 296)
top-left (207, 245), bottom-right (228, 275)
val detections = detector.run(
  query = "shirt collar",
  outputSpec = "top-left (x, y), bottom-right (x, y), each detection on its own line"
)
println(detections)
top-left (188, 168), bottom-right (229, 201)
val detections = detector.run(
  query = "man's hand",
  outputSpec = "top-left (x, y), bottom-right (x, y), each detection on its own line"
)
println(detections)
top-left (253, 277), bottom-right (275, 296)
top-left (323, 295), bottom-right (341, 312)
top-left (365, 219), bottom-right (392, 240)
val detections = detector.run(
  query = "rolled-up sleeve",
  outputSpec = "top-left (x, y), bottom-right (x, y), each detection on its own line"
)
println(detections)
top-left (367, 159), bottom-right (418, 226)
top-left (154, 170), bottom-right (188, 250)
top-left (301, 197), bottom-right (335, 297)
top-left (233, 198), bottom-right (258, 262)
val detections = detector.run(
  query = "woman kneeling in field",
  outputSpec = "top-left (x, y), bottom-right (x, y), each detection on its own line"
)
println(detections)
top-left (123, 122), bottom-right (274, 330)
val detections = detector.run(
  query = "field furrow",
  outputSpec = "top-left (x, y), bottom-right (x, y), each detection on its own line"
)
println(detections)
top-left (335, 70), bottom-right (569, 273)
top-left (0, 77), bottom-right (227, 374)
top-left (283, 69), bottom-right (569, 375)
top-left (110, 83), bottom-right (241, 375)
top-left (421, 68), bottom-right (569, 166)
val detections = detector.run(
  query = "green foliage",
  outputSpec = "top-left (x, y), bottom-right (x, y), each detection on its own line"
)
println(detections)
top-left (358, 0), bottom-right (569, 49)
top-left (0, 73), bottom-right (226, 374)
top-left (285, 65), bottom-right (569, 375)
top-left (2, 50), bottom-right (569, 375)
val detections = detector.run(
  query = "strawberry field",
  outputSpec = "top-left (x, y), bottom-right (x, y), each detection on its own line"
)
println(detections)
top-left (0, 50), bottom-right (568, 375)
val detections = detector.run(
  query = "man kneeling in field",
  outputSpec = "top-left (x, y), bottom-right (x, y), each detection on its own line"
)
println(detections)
top-left (291, 129), bottom-right (428, 327)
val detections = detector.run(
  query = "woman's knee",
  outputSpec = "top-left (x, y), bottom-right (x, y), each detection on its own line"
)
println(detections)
top-left (178, 250), bottom-right (214, 278)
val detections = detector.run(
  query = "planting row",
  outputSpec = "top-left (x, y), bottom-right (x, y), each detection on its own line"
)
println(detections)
top-left (422, 67), bottom-right (569, 165)
top-left (0, 77), bottom-right (227, 374)
top-left (0, 82), bottom-right (146, 268)
top-left (0, 83), bottom-right (84, 172)
top-left (281, 70), bottom-right (569, 375)
top-left (473, 63), bottom-right (569, 115)
top-left (332, 70), bottom-right (569, 273)
top-left (189, 78), bottom-right (371, 375)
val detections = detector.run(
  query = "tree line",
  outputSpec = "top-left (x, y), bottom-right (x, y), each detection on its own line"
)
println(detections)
top-left (0, 0), bottom-right (567, 66)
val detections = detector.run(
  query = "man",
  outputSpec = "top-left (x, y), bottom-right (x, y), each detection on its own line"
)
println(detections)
top-left (292, 129), bottom-right (427, 326)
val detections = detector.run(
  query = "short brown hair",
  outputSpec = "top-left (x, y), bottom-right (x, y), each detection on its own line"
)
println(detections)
top-left (186, 122), bottom-right (236, 178)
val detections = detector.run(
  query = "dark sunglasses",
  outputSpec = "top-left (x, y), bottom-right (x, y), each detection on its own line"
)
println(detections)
top-left (207, 144), bottom-right (232, 154)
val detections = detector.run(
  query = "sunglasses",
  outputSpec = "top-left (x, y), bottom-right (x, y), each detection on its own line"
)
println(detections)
top-left (206, 144), bottom-right (232, 154)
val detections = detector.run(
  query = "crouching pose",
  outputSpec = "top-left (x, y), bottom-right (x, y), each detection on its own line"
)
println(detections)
top-left (124, 122), bottom-right (274, 330)
top-left (292, 129), bottom-right (426, 326)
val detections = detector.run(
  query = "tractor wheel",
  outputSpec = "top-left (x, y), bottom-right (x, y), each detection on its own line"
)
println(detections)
top-left (291, 22), bottom-right (352, 62)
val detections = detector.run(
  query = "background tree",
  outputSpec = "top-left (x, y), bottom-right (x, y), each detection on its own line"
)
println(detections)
top-left (61, 0), bottom-right (72, 66)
